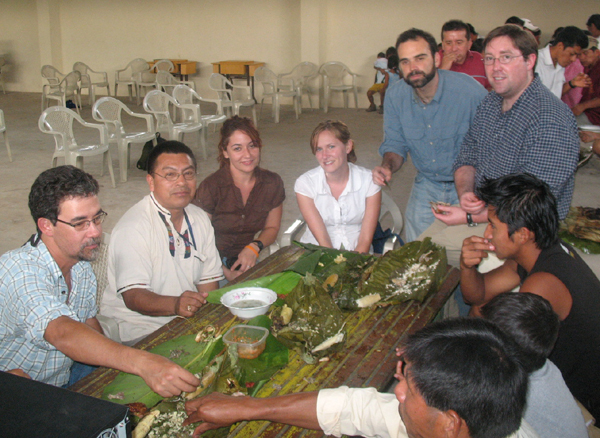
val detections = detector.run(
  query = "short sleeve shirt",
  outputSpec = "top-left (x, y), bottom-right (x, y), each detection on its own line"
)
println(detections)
top-left (294, 163), bottom-right (380, 250)
top-left (536, 45), bottom-right (566, 98)
top-left (193, 166), bottom-right (285, 259)
top-left (0, 238), bottom-right (97, 386)
top-left (100, 194), bottom-right (224, 342)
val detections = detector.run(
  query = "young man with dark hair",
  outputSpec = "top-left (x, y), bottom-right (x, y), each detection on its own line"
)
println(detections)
top-left (481, 292), bottom-right (588, 438)
top-left (587, 14), bottom-right (600, 38)
top-left (460, 173), bottom-right (600, 419)
top-left (101, 141), bottom-right (223, 345)
top-left (183, 318), bottom-right (538, 438)
top-left (0, 166), bottom-right (200, 396)
top-left (573, 35), bottom-right (600, 126)
top-left (537, 26), bottom-right (590, 98)
top-left (439, 19), bottom-right (490, 88)
top-left (372, 28), bottom-right (487, 242)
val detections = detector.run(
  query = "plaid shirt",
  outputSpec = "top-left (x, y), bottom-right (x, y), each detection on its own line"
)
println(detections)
top-left (0, 237), bottom-right (97, 386)
top-left (453, 75), bottom-right (579, 220)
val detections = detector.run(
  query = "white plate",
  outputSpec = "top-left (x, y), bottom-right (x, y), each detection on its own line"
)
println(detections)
top-left (579, 125), bottom-right (600, 133)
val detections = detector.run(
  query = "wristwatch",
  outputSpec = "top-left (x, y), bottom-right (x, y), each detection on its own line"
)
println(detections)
top-left (251, 240), bottom-right (264, 252)
top-left (466, 213), bottom-right (477, 227)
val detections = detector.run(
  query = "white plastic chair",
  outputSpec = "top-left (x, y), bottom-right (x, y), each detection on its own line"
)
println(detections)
top-left (38, 106), bottom-right (116, 188)
top-left (156, 70), bottom-right (195, 95)
top-left (172, 85), bottom-right (226, 160)
top-left (73, 62), bottom-right (110, 106)
top-left (208, 73), bottom-right (257, 126)
top-left (136, 60), bottom-right (175, 105)
top-left (41, 64), bottom-right (66, 88)
top-left (41, 71), bottom-right (82, 115)
top-left (114, 58), bottom-right (149, 102)
top-left (280, 191), bottom-right (403, 253)
top-left (319, 61), bottom-right (359, 113)
top-left (92, 232), bottom-right (122, 343)
top-left (278, 62), bottom-right (319, 111)
top-left (0, 58), bottom-right (6, 94)
top-left (143, 90), bottom-right (204, 154)
top-left (0, 109), bottom-right (12, 161)
top-left (254, 66), bottom-right (300, 124)
top-left (92, 97), bottom-right (156, 182)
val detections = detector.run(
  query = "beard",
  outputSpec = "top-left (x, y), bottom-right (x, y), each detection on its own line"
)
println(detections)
top-left (77, 237), bottom-right (102, 262)
top-left (405, 67), bottom-right (437, 89)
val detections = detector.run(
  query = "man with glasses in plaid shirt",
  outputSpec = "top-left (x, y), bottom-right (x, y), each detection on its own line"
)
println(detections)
top-left (0, 165), bottom-right (201, 395)
top-left (100, 141), bottom-right (223, 345)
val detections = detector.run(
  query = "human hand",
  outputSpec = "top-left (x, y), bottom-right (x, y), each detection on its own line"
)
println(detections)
top-left (460, 236), bottom-right (494, 270)
top-left (184, 393), bottom-right (248, 436)
top-left (571, 73), bottom-right (591, 89)
top-left (223, 265), bottom-right (244, 282)
top-left (231, 246), bottom-right (259, 273)
top-left (459, 192), bottom-right (485, 214)
top-left (580, 131), bottom-right (600, 143)
top-left (572, 104), bottom-right (585, 116)
top-left (6, 369), bottom-right (31, 379)
top-left (440, 52), bottom-right (457, 70)
top-left (432, 205), bottom-right (468, 225)
top-left (175, 290), bottom-right (208, 317)
top-left (372, 166), bottom-right (392, 187)
top-left (138, 353), bottom-right (200, 398)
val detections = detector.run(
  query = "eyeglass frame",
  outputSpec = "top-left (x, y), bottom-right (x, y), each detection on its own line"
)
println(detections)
top-left (152, 169), bottom-right (197, 182)
top-left (55, 210), bottom-right (108, 231)
top-left (482, 54), bottom-right (524, 65)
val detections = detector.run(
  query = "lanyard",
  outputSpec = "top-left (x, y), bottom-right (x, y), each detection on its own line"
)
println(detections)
top-left (158, 211), bottom-right (196, 258)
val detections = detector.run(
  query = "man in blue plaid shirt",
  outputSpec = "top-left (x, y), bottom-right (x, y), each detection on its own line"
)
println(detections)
top-left (0, 166), bottom-right (200, 396)
top-left (425, 24), bottom-right (579, 268)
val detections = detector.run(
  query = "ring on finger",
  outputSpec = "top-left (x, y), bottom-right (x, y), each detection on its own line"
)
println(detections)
top-left (187, 305), bottom-right (193, 312)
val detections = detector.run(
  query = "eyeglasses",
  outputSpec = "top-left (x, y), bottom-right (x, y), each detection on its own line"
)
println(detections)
top-left (56, 211), bottom-right (108, 232)
top-left (483, 54), bottom-right (524, 65)
top-left (153, 169), bottom-right (197, 181)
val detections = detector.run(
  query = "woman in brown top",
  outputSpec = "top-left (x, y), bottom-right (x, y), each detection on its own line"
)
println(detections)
top-left (193, 116), bottom-right (285, 281)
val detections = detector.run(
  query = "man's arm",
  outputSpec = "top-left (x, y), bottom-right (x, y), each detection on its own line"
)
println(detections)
top-left (183, 392), bottom-right (321, 437)
top-left (520, 273), bottom-right (573, 320)
top-left (85, 316), bottom-right (104, 334)
top-left (454, 165), bottom-right (485, 214)
top-left (372, 152), bottom-right (404, 186)
top-left (121, 288), bottom-right (207, 319)
top-left (44, 316), bottom-right (200, 396)
top-left (459, 236), bottom-right (521, 306)
top-left (561, 73), bottom-right (591, 96)
top-left (572, 97), bottom-right (600, 116)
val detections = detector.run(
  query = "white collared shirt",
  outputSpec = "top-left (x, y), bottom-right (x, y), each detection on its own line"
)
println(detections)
top-left (537, 45), bottom-right (566, 98)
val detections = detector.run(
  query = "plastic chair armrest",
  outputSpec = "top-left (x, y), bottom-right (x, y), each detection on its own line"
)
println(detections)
top-left (280, 218), bottom-right (305, 248)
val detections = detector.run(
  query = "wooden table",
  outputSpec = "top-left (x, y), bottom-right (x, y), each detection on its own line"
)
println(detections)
top-left (72, 246), bottom-right (459, 437)
top-left (212, 60), bottom-right (265, 101)
top-left (148, 59), bottom-right (197, 81)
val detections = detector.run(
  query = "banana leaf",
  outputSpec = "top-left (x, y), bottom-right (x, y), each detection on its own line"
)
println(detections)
top-left (101, 334), bottom-right (225, 408)
top-left (562, 207), bottom-right (600, 243)
top-left (338, 238), bottom-right (448, 309)
top-left (207, 271), bottom-right (302, 304)
top-left (559, 230), bottom-right (600, 255)
top-left (271, 273), bottom-right (346, 363)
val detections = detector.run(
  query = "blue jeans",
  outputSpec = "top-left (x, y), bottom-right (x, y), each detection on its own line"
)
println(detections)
top-left (405, 174), bottom-right (458, 242)
top-left (66, 361), bottom-right (97, 387)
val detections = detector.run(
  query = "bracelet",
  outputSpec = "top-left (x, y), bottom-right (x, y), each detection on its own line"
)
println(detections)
top-left (466, 212), bottom-right (477, 227)
top-left (245, 244), bottom-right (260, 257)
top-left (251, 239), bottom-right (264, 252)
top-left (569, 80), bottom-right (576, 89)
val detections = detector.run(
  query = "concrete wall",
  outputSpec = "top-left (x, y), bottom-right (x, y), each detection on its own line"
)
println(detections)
top-left (0, 0), bottom-right (598, 107)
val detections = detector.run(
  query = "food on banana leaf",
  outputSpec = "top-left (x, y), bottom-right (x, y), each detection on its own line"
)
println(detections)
top-left (562, 207), bottom-right (600, 243)
top-left (559, 230), bottom-right (600, 255)
top-left (333, 238), bottom-right (447, 310)
top-left (271, 273), bottom-right (346, 363)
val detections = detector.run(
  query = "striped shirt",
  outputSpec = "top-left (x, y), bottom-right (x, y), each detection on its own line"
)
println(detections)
top-left (0, 238), bottom-right (97, 386)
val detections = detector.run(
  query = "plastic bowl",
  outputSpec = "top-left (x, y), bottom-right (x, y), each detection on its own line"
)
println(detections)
top-left (220, 287), bottom-right (277, 320)
top-left (223, 325), bottom-right (269, 359)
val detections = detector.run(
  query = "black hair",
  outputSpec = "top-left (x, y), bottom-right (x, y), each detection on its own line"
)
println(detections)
top-left (553, 26), bottom-right (589, 49)
top-left (482, 292), bottom-right (560, 373)
top-left (387, 54), bottom-right (400, 72)
top-left (396, 28), bottom-right (438, 58)
top-left (441, 19), bottom-right (471, 40)
top-left (467, 23), bottom-right (477, 37)
top-left (476, 173), bottom-right (559, 250)
top-left (29, 165), bottom-right (99, 230)
top-left (385, 46), bottom-right (397, 58)
top-left (551, 27), bottom-right (565, 43)
top-left (403, 318), bottom-right (527, 438)
top-left (377, 52), bottom-right (386, 58)
top-left (147, 140), bottom-right (197, 174)
top-left (587, 14), bottom-right (600, 30)
top-left (505, 16), bottom-right (525, 27)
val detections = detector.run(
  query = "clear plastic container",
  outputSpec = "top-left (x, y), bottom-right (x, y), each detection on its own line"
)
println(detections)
top-left (223, 325), bottom-right (269, 360)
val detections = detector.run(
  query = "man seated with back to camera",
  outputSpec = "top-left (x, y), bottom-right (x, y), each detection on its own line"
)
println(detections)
top-left (481, 292), bottom-right (588, 438)
top-left (460, 173), bottom-right (600, 419)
